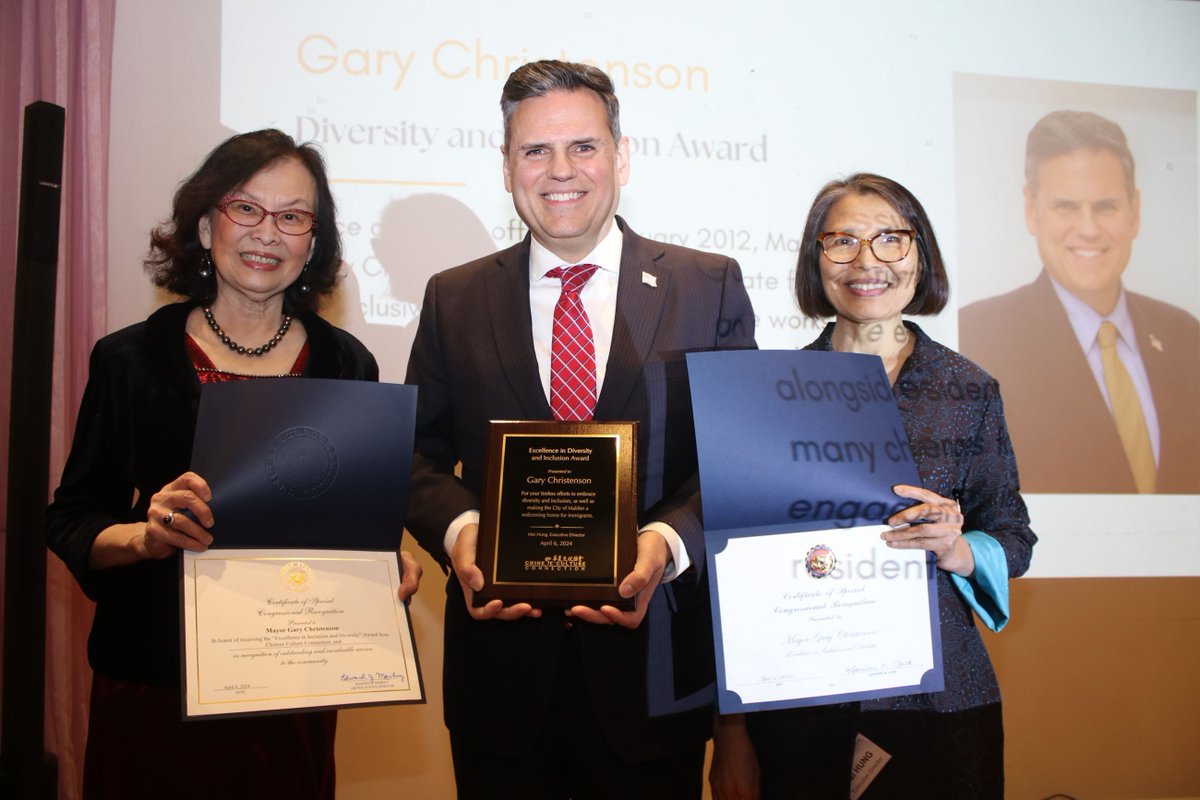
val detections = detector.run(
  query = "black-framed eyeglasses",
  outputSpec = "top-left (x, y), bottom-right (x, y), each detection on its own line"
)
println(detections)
top-left (217, 197), bottom-right (317, 236)
top-left (818, 229), bottom-right (915, 264)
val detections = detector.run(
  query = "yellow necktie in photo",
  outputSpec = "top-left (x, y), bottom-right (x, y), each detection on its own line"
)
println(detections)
top-left (1097, 321), bottom-right (1156, 493)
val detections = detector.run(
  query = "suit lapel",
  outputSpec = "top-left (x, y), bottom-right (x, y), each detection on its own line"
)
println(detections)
top-left (1127, 291), bottom-right (1188, 487)
top-left (486, 239), bottom-right (553, 419)
top-left (1028, 272), bottom-right (1135, 486)
top-left (1030, 272), bottom-right (1113, 417)
top-left (595, 220), bottom-right (669, 419)
top-left (1127, 293), bottom-right (1173, 403)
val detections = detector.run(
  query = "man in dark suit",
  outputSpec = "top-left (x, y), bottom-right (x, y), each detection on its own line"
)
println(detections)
top-left (404, 60), bottom-right (756, 798)
top-left (960, 110), bottom-right (1199, 493)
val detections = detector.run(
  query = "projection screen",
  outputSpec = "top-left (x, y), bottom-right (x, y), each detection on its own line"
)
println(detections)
top-left (108, 0), bottom-right (1200, 577)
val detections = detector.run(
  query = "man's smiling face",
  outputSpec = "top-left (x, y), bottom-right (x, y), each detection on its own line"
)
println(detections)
top-left (502, 88), bottom-right (630, 264)
top-left (1025, 147), bottom-right (1140, 315)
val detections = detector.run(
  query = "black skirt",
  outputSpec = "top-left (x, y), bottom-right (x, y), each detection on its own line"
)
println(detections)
top-left (83, 672), bottom-right (337, 800)
top-left (746, 701), bottom-right (1003, 799)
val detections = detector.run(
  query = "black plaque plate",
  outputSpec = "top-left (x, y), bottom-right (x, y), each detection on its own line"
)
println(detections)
top-left (475, 420), bottom-right (638, 609)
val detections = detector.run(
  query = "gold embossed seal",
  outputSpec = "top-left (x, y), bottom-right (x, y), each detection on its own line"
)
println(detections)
top-left (279, 561), bottom-right (316, 592)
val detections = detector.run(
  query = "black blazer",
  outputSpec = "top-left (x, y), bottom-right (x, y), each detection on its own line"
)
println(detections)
top-left (959, 270), bottom-right (1199, 493)
top-left (46, 301), bottom-right (378, 686)
top-left (404, 219), bottom-right (757, 762)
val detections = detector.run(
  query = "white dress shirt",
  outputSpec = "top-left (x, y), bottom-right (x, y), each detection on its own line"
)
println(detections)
top-left (528, 223), bottom-right (623, 399)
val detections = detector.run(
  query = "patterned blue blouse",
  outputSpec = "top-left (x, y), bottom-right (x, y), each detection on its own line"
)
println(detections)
top-left (806, 321), bottom-right (1037, 712)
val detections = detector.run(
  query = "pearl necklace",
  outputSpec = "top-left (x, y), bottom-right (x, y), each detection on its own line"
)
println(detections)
top-left (202, 306), bottom-right (292, 357)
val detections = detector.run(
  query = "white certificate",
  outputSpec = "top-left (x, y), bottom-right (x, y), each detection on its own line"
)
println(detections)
top-left (181, 548), bottom-right (423, 717)
top-left (711, 524), bottom-right (943, 712)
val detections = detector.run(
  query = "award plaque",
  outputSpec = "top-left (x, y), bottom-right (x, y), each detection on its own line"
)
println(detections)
top-left (475, 420), bottom-right (638, 609)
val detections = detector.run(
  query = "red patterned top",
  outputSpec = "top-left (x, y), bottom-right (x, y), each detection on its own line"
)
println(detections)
top-left (185, 334), bottom-right (309, 383)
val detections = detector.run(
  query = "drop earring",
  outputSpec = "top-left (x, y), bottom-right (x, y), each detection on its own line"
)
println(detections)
top-left (198, 250), bottom-right (213, 279)
top-left (299, 263), bottom-right (311, 294)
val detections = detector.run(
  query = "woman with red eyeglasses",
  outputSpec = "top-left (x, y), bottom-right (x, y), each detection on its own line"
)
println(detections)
top-left (47, 129), bottom-right (421, 799)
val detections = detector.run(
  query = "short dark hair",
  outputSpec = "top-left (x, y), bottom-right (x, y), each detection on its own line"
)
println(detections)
top-left (145, 129), bottom-right (342, 313)
top-left (795, 173), bottom-right (949, 319)
top-left (1025, 110), bottom-right (1136, 198)
top-left (500, 60), bottom-right (621, 148)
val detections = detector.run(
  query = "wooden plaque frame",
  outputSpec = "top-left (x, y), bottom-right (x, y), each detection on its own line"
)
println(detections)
top-left (475, 420), bottom-right (638, 609)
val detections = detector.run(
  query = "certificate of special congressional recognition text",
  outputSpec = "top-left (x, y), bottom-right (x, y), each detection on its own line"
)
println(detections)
top-left (182, 548), bottom-right (423, 717)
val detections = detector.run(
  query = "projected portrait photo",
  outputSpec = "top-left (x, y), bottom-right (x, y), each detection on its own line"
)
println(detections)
top-left (954, 75), bottom-right (1199, 494)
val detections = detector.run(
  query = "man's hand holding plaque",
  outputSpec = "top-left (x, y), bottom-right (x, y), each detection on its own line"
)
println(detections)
top-left (452, 521), bottom-right (543, 621)
top-left (473, 420), bottom-right (639, 612)
top-left (565, 528), bottom-right (668, 628)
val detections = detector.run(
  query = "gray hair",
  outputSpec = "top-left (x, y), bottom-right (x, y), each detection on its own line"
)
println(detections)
top-left (500, 60), bottom-right (621, 148)
top-left (1025, 110), bottom-right (1136, 198)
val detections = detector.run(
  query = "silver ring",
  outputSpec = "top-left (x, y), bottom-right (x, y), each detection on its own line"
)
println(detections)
top-left (162, 511), bottom-right (175, 528)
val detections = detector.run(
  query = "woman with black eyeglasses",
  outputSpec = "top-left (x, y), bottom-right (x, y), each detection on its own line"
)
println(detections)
top-left (47, 129), bottom-right (421, 799)
top-left (710, 174), bottom-right (1036, 800)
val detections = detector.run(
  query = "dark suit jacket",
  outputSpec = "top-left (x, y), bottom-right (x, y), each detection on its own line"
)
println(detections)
top-left (404, 218), bottom-right (756, 762)
top-left (959, 270), bottom-right (1200, 493)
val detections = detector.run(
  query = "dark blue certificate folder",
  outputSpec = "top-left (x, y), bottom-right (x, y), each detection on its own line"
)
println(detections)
top-left (191, 378), bottom-right (416, 551)
top-left (687, 350), bottom-right (944, 713)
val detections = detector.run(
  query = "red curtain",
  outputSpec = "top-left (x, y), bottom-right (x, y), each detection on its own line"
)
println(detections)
top-left (1, 0), bottom-right (115, 797)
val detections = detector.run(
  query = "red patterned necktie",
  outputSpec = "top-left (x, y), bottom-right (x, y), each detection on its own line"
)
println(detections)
top-left (546, 264), bottom-right (600, 421)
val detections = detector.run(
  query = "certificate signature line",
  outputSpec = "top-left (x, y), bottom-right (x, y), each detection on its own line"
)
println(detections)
top-left (198, 685), bottom-right (418, 705)
top-left (739, 677), bottom-right (821, 687)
